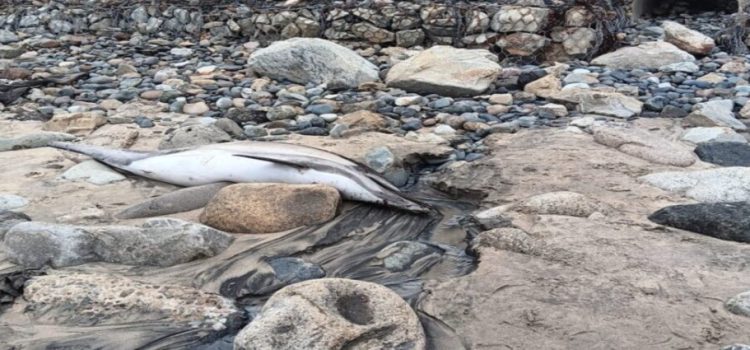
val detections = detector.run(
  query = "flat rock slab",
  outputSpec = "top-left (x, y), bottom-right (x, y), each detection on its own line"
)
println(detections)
top-left (234, 278), bottom-right (426, 350)
top-left (592, 125), bottom-right (695, 167)
top-left (640, 167), bottom-right (750, 202)
top-left (3, 218), bottom-right (233, 268)
top-left (591, 41), bottom-right (695, 70)
top-left (23, 272), bottom-right (242, 328)
top-left (649, 202), bottom-right (750, 243)
top-left (248, 38), bottom-right (379, 90)
top-left (681, 127), bottom-right (746, 144)
top-left (685, 100), bottom-right (746, 131)
top-left (386, 45), bottom-right (501, 97)
top-left (694, 142), bottom-right (750, 166)
top-left (662, 20), bottom-right (715, 55)
top-left (58, 160), bottom-right (126, 185)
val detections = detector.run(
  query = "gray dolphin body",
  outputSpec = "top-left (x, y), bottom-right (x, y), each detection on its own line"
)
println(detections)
top-left (49, 141), bottom-right (429, 213)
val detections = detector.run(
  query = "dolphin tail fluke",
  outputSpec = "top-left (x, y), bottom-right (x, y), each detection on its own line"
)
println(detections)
top-left (380, 189), bottom-right (433, 214)
top-left (48, 141), bottom-right (152, 167)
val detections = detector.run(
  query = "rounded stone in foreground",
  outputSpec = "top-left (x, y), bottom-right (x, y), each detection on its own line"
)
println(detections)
top-left (726, 290), bottom-right (750, 318)
top-left (233, 278), bottom-right (426, 350)
top-left (200, 183), bottom-right (340, 233)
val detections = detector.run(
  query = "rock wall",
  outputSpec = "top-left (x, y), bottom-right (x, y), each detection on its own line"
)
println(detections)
top-left (0, 0), bottom-right (626, 62)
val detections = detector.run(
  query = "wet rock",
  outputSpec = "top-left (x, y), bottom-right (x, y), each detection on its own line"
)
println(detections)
top-left (640, 167), bottom-right (750, 203)
top-left (200, 183), bottom-right (340, 233)
top-left (376, 241), bottom-right (442, 272)
top-left (551, 89), bottom-right (642, 118)
top-left (58, 160), bottom-right (126, 185)
top-left (386, 46), bottom-right (501, 97)
top-left (242, 257), bottom-right (326, 296)
top-left (726, 290), bottom-right (750, 317)
top-left (662, 21), bottom-right (715, 55)
top-left (23, 273), bottom-right (242, 329)
top-left (685, 100), bottom-right (746, 131)
top-left (0, 194), bottom-right (28, 211)
top-left (470, 228), bottom-right (538, 255)
top-left (681, 127), bottom-right (746, 144)
top-left (592, 125), bottom-right (695, 166)
top-left (0, 210), bottom-right (31, 240)
top-left (3, 219), bottom-right (233, 268)
top-left (159, 124), bottom-right (231, 149)
top-left (42, 112), bottom-right (107, 135)
top-left (694, 142), bottom-right (750, 167)
top-left (591, 41), bottom-right (695, 70)
top-left (515, 191), bottom-right (601, 217)
top-left (248, 38), bottom-right (379, 89)
top-left (649, 202), bottom-right (750, 243)
top-left (233, 278), bottom-right (426, 350)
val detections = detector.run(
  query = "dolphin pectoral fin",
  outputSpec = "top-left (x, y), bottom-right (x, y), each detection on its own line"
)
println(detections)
top-left (116, 182), bottom-right (231, 219)
top-left (231, 153), bottom-right (309, 170)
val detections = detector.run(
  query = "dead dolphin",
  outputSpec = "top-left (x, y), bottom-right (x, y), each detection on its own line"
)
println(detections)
top-left (49, 141), bottom-right (430, 213)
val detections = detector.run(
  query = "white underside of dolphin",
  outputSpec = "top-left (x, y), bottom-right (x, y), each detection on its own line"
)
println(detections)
top-left (49, 141), bottom-right (430, 213)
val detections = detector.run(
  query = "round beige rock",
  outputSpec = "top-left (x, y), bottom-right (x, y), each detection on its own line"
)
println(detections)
top-left (233, 278), bottom-right (426, 350)
top-left (200, 183), bottom-right (340, 233)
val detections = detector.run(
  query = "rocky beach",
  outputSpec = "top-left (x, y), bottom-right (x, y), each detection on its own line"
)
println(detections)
top-left (1, 0), bottom-right (750, 349)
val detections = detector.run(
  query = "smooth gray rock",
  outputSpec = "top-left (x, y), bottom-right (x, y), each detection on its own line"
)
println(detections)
top-left (3, 219), bottom-right (233, 268)
top-left (0, 29), bottom-right (19, 44)
top-left (726, 290), bottom-right (750, 317)
top-left (248, 38), bottom-right (379, 89)
top-left (0, 210), bottom-right (31, 241)
top-left (0, 194), bottom-right (28, 211)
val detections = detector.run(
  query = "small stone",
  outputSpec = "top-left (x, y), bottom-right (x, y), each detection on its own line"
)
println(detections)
top-left (170, 48), bottom-right (193, 57)
top-left (267, 105), bottom-right (303, 121)
top-left (216, 97), bottom-right (233, 110)
top-left (183, 101), bottom-right (210, 116)
top-left (524, 74), bottom-right (561, 99)
top-left (200, 183), bottom-right (340, 233)
top-left (489, 93), bottom-right (513, 105)
top-left (662, 20), bottom-right (715, 55)
top-left (538, 103), bottom-right (567, 117)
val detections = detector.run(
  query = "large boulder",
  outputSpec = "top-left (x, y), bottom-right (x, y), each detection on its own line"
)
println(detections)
top-left (662, 21), bottom-right (715, 55)
top-left (592, 125), bottom-right (695, 166)
top-left (649, 202), bottom-right (750, 243)
top-left (591, 41), bottom-right (695, 70)
top-left (680, 127), bottom-right (746, 144)
top-left (640, 167), bottom-right (750, 202)
top-left (248, 38), bottom-right (379, 89)
top-left (2, 219), bottom-right (233, 268)
top-left (385, 46), bottom-right (502, 97)
top-left (200, 183), bottom-right (340, 233)
top-left (234, 278), bottom-right (426, 350)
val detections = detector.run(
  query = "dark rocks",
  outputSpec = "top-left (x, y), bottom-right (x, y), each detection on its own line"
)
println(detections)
top-left (648, 202), bottom-right (750, 243)
top-left (694, 142), bottom-right (750, 166)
